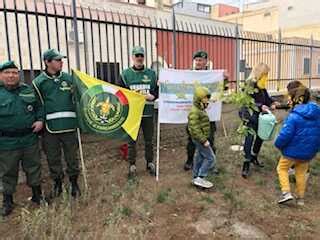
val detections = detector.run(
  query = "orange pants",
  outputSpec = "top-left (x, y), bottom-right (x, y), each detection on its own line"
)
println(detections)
top-left (277, 156), bottom-right (309, 198)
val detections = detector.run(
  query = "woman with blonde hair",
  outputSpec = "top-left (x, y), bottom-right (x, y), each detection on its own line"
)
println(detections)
top-left (239, 63), bottom-right (278, 178)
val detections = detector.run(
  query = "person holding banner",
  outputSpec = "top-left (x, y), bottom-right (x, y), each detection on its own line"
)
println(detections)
top-left (119, 46), bottom-right (158, 179)
top-left (0, 61), bottom-right (45, 216)
top-left (240, 63), bottom-right (279, 178)
top-left (184, 50), bottom-right (218, 172)
top-left (33, 49), bottom-right (81, 198)
top-left (188, 86), bottom-right (215, 188)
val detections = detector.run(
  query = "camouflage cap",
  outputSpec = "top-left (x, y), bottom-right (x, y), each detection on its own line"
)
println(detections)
top-left (43, 49), bottom-right (66, 61)
top-left (0, 60), bottom-right (19, 71)
top-left (193, 50), bottom-right (208, 59)
top-left (132, 46), bottom-right (145, 56)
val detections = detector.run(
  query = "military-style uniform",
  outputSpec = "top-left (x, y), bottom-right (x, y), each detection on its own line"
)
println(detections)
top-left (33, 71), bottom-right (79, 182)
top-left (120, 66), bottom-right (158, 169)
top-left (0, 82), bottom-right (43, 195)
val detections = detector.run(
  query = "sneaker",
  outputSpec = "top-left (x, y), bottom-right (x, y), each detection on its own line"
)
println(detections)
top-left (288, 168), bottom-right (295, 176)
top-left (296, 198), bottom-right (305, 206)
top-left (128, 164), bottom-right (137, 179)
top-left (278, 192), bottom-right (294, 204)
top-left (147, 162), bottom-right (156, 176)
top-left (192, 177), bottom-right (213, 189)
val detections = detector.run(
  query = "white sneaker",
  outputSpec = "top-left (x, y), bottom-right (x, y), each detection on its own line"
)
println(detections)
top-left (288, 168), bottom-right (295, 176)
top-left (278, 192), bottom-right (294, 204)
top-left (192, 177), bottom-right (213, 189)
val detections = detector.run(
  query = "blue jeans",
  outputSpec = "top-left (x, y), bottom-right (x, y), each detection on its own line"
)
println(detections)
top-left (192, 140), bottom-right (216, 178)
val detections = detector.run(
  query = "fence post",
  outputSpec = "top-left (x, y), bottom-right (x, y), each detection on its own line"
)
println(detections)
top-left (172, 6), bottom-right (176, 68)
top-left (277, 29), bottom-right (282, 91)
top-left (309, 34), bottom-right (313, 89)
top-left (235, 24), bottom-right (240, 92)
top-left (72, 0), bottom-right (81, 70)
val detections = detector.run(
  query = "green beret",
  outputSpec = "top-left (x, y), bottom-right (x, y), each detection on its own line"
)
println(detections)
top-left (0, 60), bottom-right (19, 71)
top-left (132, 46), bottom-right (145, 56)
top-left (193, 50), bottom-right (208, 59)
top-left (43, 49), bottom-right (66, 61)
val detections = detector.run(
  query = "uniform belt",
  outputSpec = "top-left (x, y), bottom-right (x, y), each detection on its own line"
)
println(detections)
top-left (0, 129), bottom-right (33, 137)
top-left (46, 111), bottom-right (76, 120)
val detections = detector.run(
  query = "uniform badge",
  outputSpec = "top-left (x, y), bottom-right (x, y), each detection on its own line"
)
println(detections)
top-left (142, 75), bottom-right (151, 83)
top-left (27, 105), bottom-right (33, 112)
top-left (61, 81), bottom-right (68, 87)
top-left (54, 78), bottom-right (59, 83)
top-left (60, 81), bottom-right (71, 91)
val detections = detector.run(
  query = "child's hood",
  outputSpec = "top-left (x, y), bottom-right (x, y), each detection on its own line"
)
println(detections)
top-left (193, 86), bottom-right (210, 107)
top-left (292, 102), bottom-right (320, 120)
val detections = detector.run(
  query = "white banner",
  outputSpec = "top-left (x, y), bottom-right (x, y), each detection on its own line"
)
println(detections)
top-left (158, 69), bottom-right (224, 124)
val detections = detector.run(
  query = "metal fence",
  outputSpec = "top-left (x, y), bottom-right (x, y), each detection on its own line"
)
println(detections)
top-left (1, 0), bottom-right (320, 92)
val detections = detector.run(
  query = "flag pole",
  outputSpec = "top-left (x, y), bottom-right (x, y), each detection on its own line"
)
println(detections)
top-left (156, 102), bottom-right (161, 182)
top-left (77, 128), bottom-right (88, 190)
top-left (72, 0), bottom-right (88, 191)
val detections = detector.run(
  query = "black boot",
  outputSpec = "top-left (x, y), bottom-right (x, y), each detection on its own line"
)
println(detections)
top-left (2, 193), bottom-right (13, 217)
top-left (50, 178), bottom-right (63, 198)
top-left (69, 176), bottom-right (81, 198)
top-left (251, 155), bottom-right (264, 168)
top-left (184, 160), bottom-right (193, 171)
top-left (31, 185), bottom-right (44, 205)
top-left (241, 161), bottom-right (250, 178)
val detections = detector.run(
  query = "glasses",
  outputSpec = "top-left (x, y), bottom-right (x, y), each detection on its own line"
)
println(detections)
top-left (134, 54), bottom-right (144, 58)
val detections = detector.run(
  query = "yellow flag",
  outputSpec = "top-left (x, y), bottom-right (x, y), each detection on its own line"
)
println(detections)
top-left (73, 70), bottom-right (145, 141)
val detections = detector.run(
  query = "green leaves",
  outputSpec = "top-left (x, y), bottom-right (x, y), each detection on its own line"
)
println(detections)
top-left (221, 81), bottom-right (258, 137)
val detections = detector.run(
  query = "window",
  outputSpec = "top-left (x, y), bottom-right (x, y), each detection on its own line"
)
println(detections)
top-left (175, 2), bottom-right (183, 8)
top-left (264, 12), bottom-right (271, 17)
top-left (137, 0), bottom-right (146, 4)
top-left (22, 70), bottom-right (41, 85)
top-left (318, 59), bottom-right (320, 75)
top-left (303, 58), bottom-right (311, 75)
top-left (197, 4), bottom-right (211, 14)
top-left (96, 62), bottom-right (120, 84)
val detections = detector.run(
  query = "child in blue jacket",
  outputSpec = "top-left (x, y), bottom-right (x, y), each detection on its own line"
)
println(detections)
top-left (275, 81), bottom-right (320, 206)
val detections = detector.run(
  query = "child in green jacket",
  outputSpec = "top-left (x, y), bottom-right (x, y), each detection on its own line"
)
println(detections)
top-left (188, 86), bottom-right (216, 189)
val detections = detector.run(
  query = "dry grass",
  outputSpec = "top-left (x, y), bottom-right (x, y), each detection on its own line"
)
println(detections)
top-left (0, 127), bottom-right (320, 239)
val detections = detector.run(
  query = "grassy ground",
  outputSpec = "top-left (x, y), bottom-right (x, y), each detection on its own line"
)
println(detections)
top-left (0, 128), bottom-right (320, 239)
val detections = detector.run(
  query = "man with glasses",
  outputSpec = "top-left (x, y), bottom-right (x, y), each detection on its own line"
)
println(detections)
top-left (33, 49), bottom-right (80, 198)
top-left (0, 61), bottom-right (44, 216)
top-left (119, 46), bottom-right (158, 179)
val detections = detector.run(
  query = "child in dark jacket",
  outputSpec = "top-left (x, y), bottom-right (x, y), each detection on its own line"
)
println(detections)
top-left (275, 81), bottom-right (320, 205)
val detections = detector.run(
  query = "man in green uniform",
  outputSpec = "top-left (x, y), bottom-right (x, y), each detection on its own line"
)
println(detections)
top-left (119, 46), bottom-right (158, 178)
top-left (184, 51), bottom-right (218, 172)
top-left (33, 49), bottom-right (80, 198)
top-left (0, 61), bottom-right (44, 216)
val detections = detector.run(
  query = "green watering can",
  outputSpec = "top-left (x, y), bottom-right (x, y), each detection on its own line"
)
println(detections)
top-left (258, 110), bottom-right (277, 141)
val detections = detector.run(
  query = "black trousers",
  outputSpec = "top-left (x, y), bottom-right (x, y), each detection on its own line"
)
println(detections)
top-left (128, 117), bottom-right (154, 165)
top-left (185, 121), bottom-right (216, 166)
top-left (243, 112), bottom-right (263, 162)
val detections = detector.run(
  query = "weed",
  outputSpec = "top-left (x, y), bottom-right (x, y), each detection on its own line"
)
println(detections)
top-left (157, 188), bottom-right (172, 204)
top-left (255, 176), bottom-right (267, 186)
top-left (201, 194), bottom-right (215, 204)
top-left (120, 206), bottom-right (133, 217)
